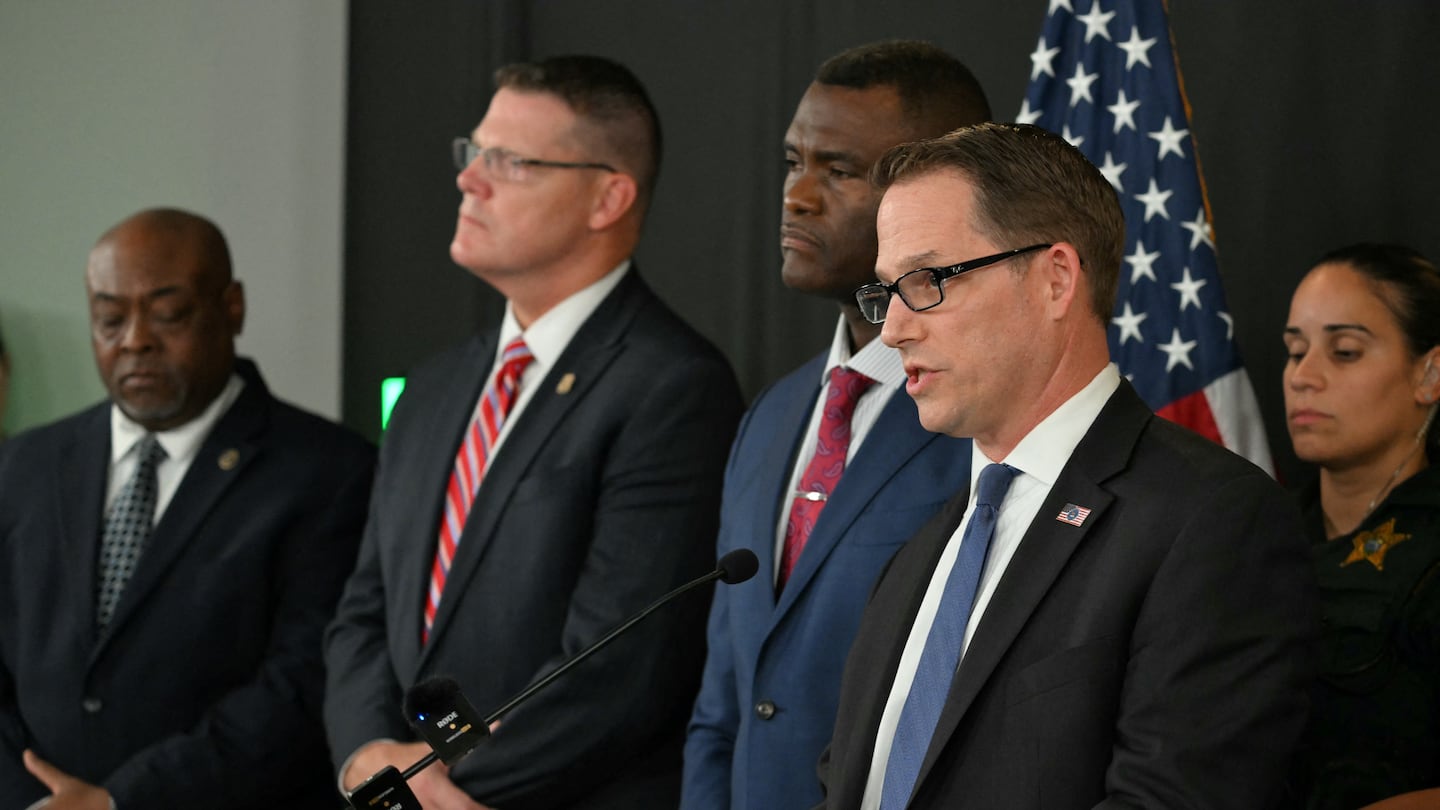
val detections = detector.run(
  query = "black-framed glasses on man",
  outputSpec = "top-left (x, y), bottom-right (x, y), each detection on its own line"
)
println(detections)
top-left (853, 243), bottom-right (1053, 324)
top-left (452, 138), bottom-right (617, 182)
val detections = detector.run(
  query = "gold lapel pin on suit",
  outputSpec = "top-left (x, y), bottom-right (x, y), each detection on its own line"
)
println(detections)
top-left (218, 449), bottom-right (240, 471)
top-left (556, 372), bottom-right (576, 395)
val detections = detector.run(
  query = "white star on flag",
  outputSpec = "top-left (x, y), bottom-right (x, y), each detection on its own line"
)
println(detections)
top-left (1117, 26), bottom-right (1157, 69)
top-left (1158, 328), bottom-right (1197, 371)
top-left (1134, 179), bottom-right (1172, 222)
top-left (1077, 2), bottom-right (1116, 43)
top-left (1108, 89), bottom-right (1141, 133)
top-left (1170, 267), bottom-right (1208, 311)
top-left (1031, 38), bottom-right (1061, 80)
top-left (1066, 62), bottom-right (1099, 106)
top-left (1126, 240), bottom-right (1160, 283)
top-left (1181, 208), bottom-right (1215, 251)
top-left (1112, 301), bottom-right (1148, 344)
top-left (1148, 116), bottom-right (1189, 160)
top-left (1098, 152), bottom-right (1127, 190)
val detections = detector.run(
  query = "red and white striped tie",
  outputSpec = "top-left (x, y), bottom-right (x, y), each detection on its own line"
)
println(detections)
top-left (423, 337), bottom-right (534, 642)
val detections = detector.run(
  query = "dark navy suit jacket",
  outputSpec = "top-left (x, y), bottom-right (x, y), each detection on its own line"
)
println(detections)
top-left (818, 382), bottom-right (1317, 810)
top-left (324, 271), bottom-right (743, 809)
top-left (0, 360), bottom-right (375, 808)
top-left (683, 351), bottom-right (970, 810)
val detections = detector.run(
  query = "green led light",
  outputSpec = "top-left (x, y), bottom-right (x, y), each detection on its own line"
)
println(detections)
top-left (380, 377), bottom-right (406, 430)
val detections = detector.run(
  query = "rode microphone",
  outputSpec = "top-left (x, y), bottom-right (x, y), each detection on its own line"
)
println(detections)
top-left (346, 766), bottom-right (419, 809)
top-left (403, 676), bottom-right (488, 764)
top-left (360, 549), bottom-right (759, 798)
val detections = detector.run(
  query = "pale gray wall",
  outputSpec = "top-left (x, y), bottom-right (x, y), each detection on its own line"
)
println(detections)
top-left (0, 1), bottom-right (347, 435)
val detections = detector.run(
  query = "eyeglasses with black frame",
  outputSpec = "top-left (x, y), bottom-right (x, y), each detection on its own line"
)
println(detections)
top-left (452, 138), bottom-right (617, 182)
top-left (853, 243), bottom-right (1053, 324)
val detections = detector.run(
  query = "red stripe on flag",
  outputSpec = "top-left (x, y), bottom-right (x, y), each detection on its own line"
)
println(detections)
top-left (1155, 389), bottom-right (1224, 446)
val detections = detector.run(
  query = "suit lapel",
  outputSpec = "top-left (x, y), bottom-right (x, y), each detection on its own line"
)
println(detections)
top-left (419, 274), bottom-right (644, 662)
top-left (774, 385), bottom-right (942, 617)
top-left (54, 407), bottom-right (111, 649)
top-left (92, 373), bottom-right (270, 659)
top-left (746, 356), bottom-right (825, 603)
top-left (828, 486), bottom-right (972, 810)
top-left (913, 383), bottom-right (1150, 793)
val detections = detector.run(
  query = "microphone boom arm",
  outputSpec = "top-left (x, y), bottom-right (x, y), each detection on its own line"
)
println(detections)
top-left (398, 552), bottom-right (752, 781)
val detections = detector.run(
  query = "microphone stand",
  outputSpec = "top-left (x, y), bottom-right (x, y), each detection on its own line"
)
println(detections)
top-left (398, 559), bottom-right (743, 780)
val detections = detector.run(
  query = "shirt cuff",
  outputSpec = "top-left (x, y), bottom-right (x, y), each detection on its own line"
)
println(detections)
top-left (26, 790), bottom-right (118, 809)
top-left (338, 738), bottom-right (399, 795)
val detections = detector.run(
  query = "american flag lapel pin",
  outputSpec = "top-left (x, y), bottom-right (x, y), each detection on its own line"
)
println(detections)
top-left (1056, 503), bottom-right (1092, 527)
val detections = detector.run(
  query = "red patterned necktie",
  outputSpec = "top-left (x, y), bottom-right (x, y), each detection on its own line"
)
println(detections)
top-left (424, 337), bottom-right (534, 642)
top-left (778, 366), bottom-right (875, 591)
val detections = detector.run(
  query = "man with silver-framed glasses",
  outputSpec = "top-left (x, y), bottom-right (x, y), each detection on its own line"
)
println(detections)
top-left (324, 54), bottom-right (742, 810)
top-left (818, 123), bottom-right (1316, 809)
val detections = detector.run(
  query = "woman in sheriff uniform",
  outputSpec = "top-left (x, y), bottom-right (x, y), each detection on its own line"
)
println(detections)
top-left (1283, 243), bottom-right (1440, 810)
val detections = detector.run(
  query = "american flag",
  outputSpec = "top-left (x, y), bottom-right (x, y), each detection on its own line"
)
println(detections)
top-left (1020, 0), bottom-right (1274, 475)
top-left (1057, 503), bottom-right (1093, 527)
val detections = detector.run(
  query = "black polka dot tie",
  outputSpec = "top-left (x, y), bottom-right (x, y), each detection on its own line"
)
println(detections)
top-left (96, 434), bottom-right (166, 629)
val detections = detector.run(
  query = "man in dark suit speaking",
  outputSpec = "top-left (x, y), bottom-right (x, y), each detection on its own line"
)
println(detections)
top-left (323, 56), bottom-right (743, 809)
top-left (817, 123), bottom-right (1316, 809)
top-left (0, 208), bottom-right (376, 808)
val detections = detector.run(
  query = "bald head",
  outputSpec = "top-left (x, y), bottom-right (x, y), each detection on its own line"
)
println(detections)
top-left (87, 207), bottom-right (245, 431)
top-left (94, 208), bottom-right (234, 293)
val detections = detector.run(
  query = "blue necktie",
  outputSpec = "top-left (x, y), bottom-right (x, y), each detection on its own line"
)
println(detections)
top-left (880, 462), bottom-right (1019, 809)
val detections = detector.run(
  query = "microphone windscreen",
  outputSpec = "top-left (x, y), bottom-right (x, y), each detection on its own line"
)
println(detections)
top-left (717, 549), bottom-right (759, 584)
top-left (404, 676), bottom-right (463, 719)
top-left (403, 676), bottom-right (487, 765)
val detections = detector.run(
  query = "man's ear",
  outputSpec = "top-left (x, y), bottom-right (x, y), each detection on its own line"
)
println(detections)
top-left (224, 280), bottom-right (246, 337)
top-left (1040, 242), bottom-right (1085, 321)
top-left (589, 173), bottom-right (638, 231)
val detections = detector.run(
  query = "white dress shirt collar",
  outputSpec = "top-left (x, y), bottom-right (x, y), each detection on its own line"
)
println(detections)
top-left (495, 259), bottom-right (630, 369)
top-left (820, 316), bottom-right (906, 389)
top-left (110, 373), bottom-right (245, 466)
top-left (979, 362), bottom-right (1122, 485)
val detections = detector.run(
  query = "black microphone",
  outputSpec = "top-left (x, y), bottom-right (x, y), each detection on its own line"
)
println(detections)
top-left (373, 550), bottom-right (760, 792)
top-left (403, 676), bottom-right (488, 764)
top-left (345, 766), bottom-right (419, 809)
top-left (716, 547), bottom-right (759, 585)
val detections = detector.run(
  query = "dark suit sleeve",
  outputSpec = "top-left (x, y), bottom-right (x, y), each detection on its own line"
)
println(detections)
top-left (322, 479), bottom-right (414, 767)
top-left (811, 514), bottom-right (913, 810)
top-left (681, 565), bottom-right (740, 810)
top-left (681, 405), bottom-right (762, 810)
top-left (0, 639), bottom-right (45, 805)
top-left (99, 453), bottom-right (374, 808)
top-left (0, 441), bottom-right (49, 804)
top-left (451, 353), bottom-right (742, 808)
top-left (1096, 473), bottom-right (1317, 809)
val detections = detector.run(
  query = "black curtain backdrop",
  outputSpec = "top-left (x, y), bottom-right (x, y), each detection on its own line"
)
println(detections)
top-left (343, 1), bottom-right (1440, 487)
